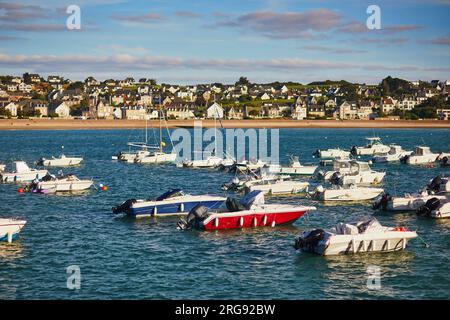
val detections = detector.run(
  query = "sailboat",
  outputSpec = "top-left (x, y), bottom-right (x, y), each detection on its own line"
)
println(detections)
top-left (180, 102), bottom-right (233, 168)
top-left (135, 105), bottom-right (176, 164)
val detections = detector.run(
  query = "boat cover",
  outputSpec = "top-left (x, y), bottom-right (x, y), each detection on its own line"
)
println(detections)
top-left (156, 189), bottom-right (184, 201)
top-left (356, 218), bottom-right (384, 233)
top-left (240, 190), bottom-right (264, 209)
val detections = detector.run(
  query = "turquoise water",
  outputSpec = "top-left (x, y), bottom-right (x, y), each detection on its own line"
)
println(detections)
top-left (0, 128), bottom-right (449, 299)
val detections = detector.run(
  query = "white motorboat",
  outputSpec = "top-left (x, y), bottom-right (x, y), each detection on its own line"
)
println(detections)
top-left (329, 161), bottom-right (385, 186)
top-left (112, 189), bottom-right (227, 217)
top-left (245, 179), bottom-right (309, 195)
top-left (417, 197), bottom-right (450, 219)
top-left (31, 172), bottom-right (93, 192)
top-left (136, 151), bottom-right (177, 164)
top-left (0, 218), bottom-right (26, 243)
top-left (37, 146), bottom-right (83, 167)
top-left (235, 159), bottom-right (267, 173)
top-left (0, 161), bottom-right (48, 183)
top-left (310, 185), bottom-right (384, 201)
top-left (436, 147), bottom-right (450, 162)
top-left (373, 190), bottom-right (448, 211)
top-left (313, 159), bottom-right (352, 181)
top-left (351, 137), bottom-right (390, 156)
top-left (372, 145), bottom-right (413, 163)
top-left (426, 175), bottom-right (450, 194)
top-left (313, 148), bottom-right (350, 159)
top-left (294, 218), bottom-right (417, 256)
top-left (180, 154), bottom-right (225, 168)
top-left (261, 156), bottom-right (317, 176)
top-left (401, 146), bottom-right (439, 165)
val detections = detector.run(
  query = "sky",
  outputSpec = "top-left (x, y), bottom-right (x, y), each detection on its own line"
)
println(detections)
top-left (0, 0), bottom-right (449, 84)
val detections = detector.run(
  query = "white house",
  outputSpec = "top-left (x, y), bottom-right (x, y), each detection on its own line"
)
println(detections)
top-left (206, 102), bottom-right (224, 119)
top-left (48, 101), bottom-right (71, 118)
top-left (5, 102), bottom-right (19, 117)
top-left (291, 105), bottom-right (307, 120)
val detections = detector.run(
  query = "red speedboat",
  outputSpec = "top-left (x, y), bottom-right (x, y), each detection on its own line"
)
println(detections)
top-left (177, 191), bottom-right (316, 231)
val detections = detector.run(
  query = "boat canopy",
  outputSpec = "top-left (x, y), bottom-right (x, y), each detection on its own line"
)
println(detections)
top-left (240, 190), bottom-right (264, 209)
top-left (156, 189), bottom-right (184, 201)
top-left (415, 146), bottom-right (431, 155)
top-left (356, 218), bottom-right (384, 233)
top-left (14, 161), bottom-right (31, 173)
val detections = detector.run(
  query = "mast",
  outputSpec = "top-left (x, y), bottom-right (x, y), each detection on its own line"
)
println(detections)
top-left (159, 94), bottom-right (162, 153)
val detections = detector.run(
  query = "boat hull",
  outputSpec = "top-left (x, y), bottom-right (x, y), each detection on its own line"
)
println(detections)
top-left (201, 209), bottom-right (309, 230)
top-left (37, 180), bottom-right (93, 192)
top-left (406, 155), bottom-right (439, 164)
top-left (0, 219), bottom-right (26, 243)
top-left (1, 170), bottom-right (48, 183)
top-left (247, 181), bottom-right (309, 195)
top-left (317, 188), bottom-right (384, 201)
top-left (387, 195), bottom-right (448, 211)
top-left (136, 153), bottom-right (176, 164)
top-left (41, 158), bottom-right (83, 167)
top-left (127, 198), bottom-right (225, 217)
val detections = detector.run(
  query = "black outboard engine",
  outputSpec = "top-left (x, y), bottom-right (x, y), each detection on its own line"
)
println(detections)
top-left (372, 193), bottom-right (392, 210)
top-left (427, 176), bottom-right (442, 194)
top-left (441, 156), bottom-right (449, 167)
top-left (400, 155), bottom-right (409, 164)
top-left (177, 204), bottom-right (209, 230)
top-left (112, 199), bottom-right (137, 214)
top-left (329, 172), bottom-right (342, 185)
top-left (294, 229), bottom-right (325, 250)
top-left (417, 197), bottom-right (441, 216)
top-left (351, 146), bottom-right (357, 156)
top-left (313, 149), bottom-right (320, 157)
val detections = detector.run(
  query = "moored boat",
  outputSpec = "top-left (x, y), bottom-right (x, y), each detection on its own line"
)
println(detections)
top-left (313, 148), bottom-right (350, 159)
top-left (245, 179), bottom-right (309, 195)
top-left (401, 146), bottom-right (439, 165)
top-left (373, 191), bottom-right (448, 211)
top-left (372, 145), bottom-right (413, 163)
top-left (310, 185), bottom-right (384, 201)
top-left (329, 161), bottom-right (385, 186)
top-left (112, 189), bottom-right (226, 217)
top-left (351, 137), bottom-right (390, 156)
top-left (426, 175), bottom-right (450, 193)
top-left (294, 218), bottom-right (417, 256)
top-left (261, 156), bottom-right (317, 176)
top-left (37, 146), bottom-right (83, 167)
top-left (177, 190), bottom-right (316, 231)
top-left (0, 218), bottom-right (27, 243)
top-left (31, 172), bottom-right (93, 192)
top-left (0, 161), bottom-right (48, 183)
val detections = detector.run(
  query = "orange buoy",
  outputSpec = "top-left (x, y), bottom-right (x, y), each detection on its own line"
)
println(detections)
top-left (17, 187), bottom-right (24, 193)
top-left (101, 185), bottom-right (108, 191)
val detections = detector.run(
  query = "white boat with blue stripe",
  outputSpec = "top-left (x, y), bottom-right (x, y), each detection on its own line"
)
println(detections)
top-left (112, 189), bottom-right (227, 217)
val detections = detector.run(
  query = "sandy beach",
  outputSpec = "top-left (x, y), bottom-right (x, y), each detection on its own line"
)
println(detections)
top-left (0, 118), bottom-right (449, 130)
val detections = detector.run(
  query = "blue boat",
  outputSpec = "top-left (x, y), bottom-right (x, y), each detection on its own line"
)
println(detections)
top-left (112, 189), bottom-right (227, 217)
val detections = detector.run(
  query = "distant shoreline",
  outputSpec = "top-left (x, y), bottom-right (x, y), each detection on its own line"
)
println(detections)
top-left (0, 119), bottom-right (449, 130)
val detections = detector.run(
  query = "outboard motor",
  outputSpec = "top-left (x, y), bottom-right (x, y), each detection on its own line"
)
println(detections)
top-left (351, 146), bottom-right (357, 156)
top-left (112, 199), bottom-right (137, 214)
top-left (177, 204), bottom-right (209, 230)
top-left (312, 149), bottom-right (320, 158)
top-left (372, 193), bottom-right (391, 210)
top-left (400, 155), bottom-right (409, 164)
top-left (427, 176), bottom-right (442, 194)
top-left (294, 229), bottom-right (325, 250)
top-left (441, 156), bottom-right (449, 167)
top-left (417, 197), bottom-right (441, 216)
top-left (329, 172), bottom-right (342, 185)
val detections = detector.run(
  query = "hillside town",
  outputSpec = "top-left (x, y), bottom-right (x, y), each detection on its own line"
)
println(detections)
top-left (0, 74), bottom-right (449, 121)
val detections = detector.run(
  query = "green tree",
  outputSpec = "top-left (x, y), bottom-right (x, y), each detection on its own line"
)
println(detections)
top-left (235, 76), bottom-right (250, 87)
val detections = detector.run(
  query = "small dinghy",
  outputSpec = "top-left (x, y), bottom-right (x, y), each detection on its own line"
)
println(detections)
top-left (372, 145), bottom-right (413, 163)
top-left (329, 161), bottom-right (385, 186)
top-left (400, 146), bottom-right (439, 165)
top-left (0, 218), bottom-right (26, 243)
top-left (373, 190), bottom-right (448, 211)
top-left (417, 197), bottom-right (450, 219)
top-left (37, 146), bottom-right (83, 167)
top-left (313, 148), bottom-right (350, 159)
top-left (30, 172), bottom-right (93, 192)
top-left (351, 137), bottom-right (390, 156)
top-left (177, 190), bottom-right (316, 231)
top-left (310, 185), bottom-right (384, 202)
top-left (112, 189), bottom-right (226, 217)
top-left (261, 156), bottom-right (317, 176)
top-left (294, 218), bottom-right (417, 256)
top-left (0, 161), bottom-right (48, 183)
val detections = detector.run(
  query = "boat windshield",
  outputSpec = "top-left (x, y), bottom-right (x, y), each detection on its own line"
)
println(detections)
top-left (156, 189), bottom-right (184, 201)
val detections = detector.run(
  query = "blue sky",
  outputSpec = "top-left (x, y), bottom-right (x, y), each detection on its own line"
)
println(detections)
top-left (0, 0), bottom-right (449, 84)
